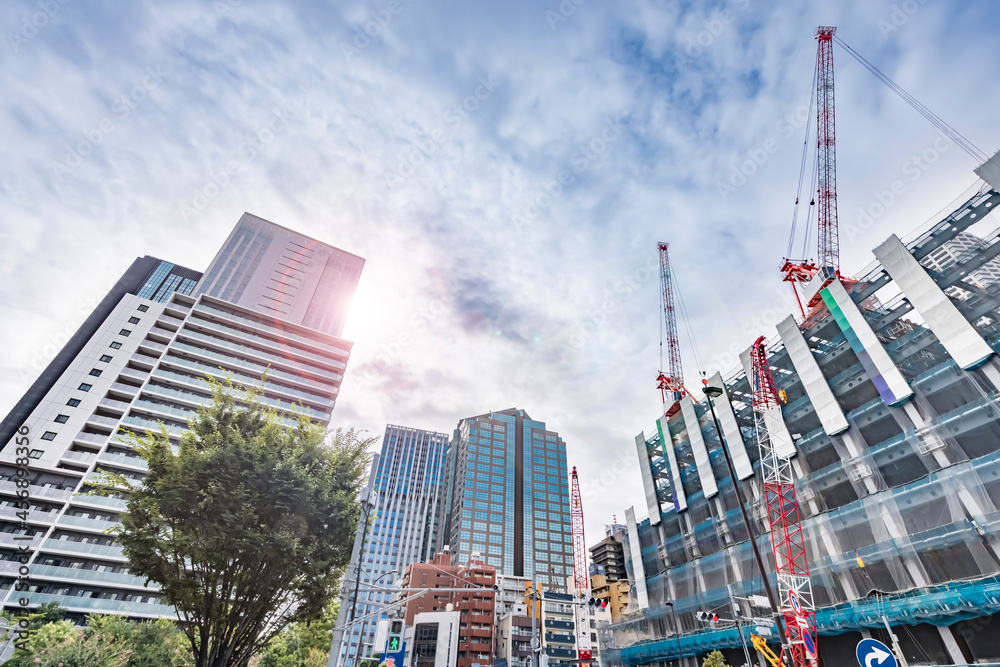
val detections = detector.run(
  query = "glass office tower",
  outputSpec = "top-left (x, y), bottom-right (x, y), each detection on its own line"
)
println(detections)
top-left (440, 408), bottom-right (573, 589)
top-left (334, 425), bottom-right (450, 667)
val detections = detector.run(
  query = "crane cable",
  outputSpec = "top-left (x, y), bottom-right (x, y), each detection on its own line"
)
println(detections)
top-left (787, 49), bottom-right (820, 260)
top-left (833, 36), bottom-right (988, 163)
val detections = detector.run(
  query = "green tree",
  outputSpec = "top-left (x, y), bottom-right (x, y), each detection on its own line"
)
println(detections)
top-left (702, 650), bottom-right (730, 667)
top-left (258, 599), bottom-right (340, 667)
top-left (92, 378), bottom-right (374, 667)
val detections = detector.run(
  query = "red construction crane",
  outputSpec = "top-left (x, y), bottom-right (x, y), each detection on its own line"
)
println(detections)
top-left (781, 26), bottom-right (841, 315)
top-left (749, 337), bottom-right (818, 667)
top-left (570, 467), bottom-right (588, 593)
top-left (656, 242), bottom-right (693, 413)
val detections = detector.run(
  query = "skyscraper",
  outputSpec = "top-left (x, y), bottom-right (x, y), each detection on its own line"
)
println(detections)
top-left (333, 425), bottom-right (450, 667)
top-left (440, 408), bottom-right (573, 589)
top-left (0, 212), bottom-right (363, 620)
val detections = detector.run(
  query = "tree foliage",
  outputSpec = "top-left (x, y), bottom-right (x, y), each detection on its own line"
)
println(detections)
top-left (256, 600), bottom-right (339, 667)
top-left (92, 378), bottom-right (374, 667)
top-left (702, 649), bottom-right (730, 667)
top-left (8, 614), bottom-right (192, 667)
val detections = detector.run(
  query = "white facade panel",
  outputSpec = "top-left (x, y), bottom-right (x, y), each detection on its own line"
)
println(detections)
top-left (874, 234), bottom-right (994, 370)
top-left (776, 315), bottom-right (850, 436)
top-left (679, 397), bottom-right (718, 499)
top-left (634, 431), bottom-right (661, 526)
top-left (706, 371), bottom-right (754, 479)
top-left (624, 506), bottom-right (648, 610)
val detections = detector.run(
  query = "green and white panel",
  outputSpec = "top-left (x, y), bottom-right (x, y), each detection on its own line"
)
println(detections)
top-left (657, 415), bottom-right (687, 513)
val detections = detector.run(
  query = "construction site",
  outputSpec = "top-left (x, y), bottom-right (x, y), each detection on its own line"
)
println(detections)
top-left (599, 27), bottom-right (1000, 667)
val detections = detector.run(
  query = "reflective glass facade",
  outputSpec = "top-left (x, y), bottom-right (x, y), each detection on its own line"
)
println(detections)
top-left (442, 409), bottom-right (572, 588)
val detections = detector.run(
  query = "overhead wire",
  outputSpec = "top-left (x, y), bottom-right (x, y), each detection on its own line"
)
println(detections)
top-left (673, 266), bottom-right (705, 379)
top-left (787, 49), bottom-right (820, 260)
top-left (833, 36), bottom-right (988, 163)
top-left (801, 149), bottom-right (819, 260)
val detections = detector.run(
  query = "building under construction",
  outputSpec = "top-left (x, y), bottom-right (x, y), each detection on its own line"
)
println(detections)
top-left (601, 175), bottom-right (1000, 667)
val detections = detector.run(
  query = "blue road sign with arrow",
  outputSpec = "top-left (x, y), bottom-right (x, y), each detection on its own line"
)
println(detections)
top-left (856, 639), bottom-right (897, 667)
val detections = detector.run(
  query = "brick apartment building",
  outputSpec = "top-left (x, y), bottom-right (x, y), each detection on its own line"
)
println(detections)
top-left (400, 550), bottom-right (497, 667)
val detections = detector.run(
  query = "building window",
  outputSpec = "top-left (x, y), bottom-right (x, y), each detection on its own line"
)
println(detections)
top-left (137, 305), bottom-right (149, 312)
top-left (109, 342), bottom-right (122, 349)
top-left (99, 355), bottom-right (112, 363)
top-left (89, 369), bottom-right (102, 377)
top-left (119, 329), bottom-right (131, 337)
top-left (78, 383), bottom-right (92, 392)
top-left (54, 415), bottom-right (69, 424)
top-left (41, 432), bottom-right (56, 441)
top-left (28, 450), bottom-right (42, 459)
top-left (128, 317), bottom-right (140, 324)
top-left (66, 399), bottom-right (81, 407)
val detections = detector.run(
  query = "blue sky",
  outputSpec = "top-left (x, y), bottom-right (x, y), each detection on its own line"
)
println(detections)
top-left (3, 0), bottom-right (1000, 546)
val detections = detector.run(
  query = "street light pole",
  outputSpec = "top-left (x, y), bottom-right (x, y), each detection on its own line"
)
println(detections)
top-left (704, 386), bottom-right (792, 667)
top-left (665, 601), bottom-right (682, 667)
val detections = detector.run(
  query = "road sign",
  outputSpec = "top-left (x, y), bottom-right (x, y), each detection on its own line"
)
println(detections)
top-left (755, 626), bottom-right (773, 637)
top-left (788, 590), bottom-right (801, 615)
top-left (803, 632), bottom-right (816, 658)
top-left (856, 639), bottom-right (897, 667)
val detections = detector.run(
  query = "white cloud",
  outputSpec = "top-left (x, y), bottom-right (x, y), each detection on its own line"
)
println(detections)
top-left (2, 0), bottom-right (1000, 544)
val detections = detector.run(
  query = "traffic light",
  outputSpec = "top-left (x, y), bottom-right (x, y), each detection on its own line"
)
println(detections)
top-left (695, 611), bottom-right (718, 623)
top-left (387, 620), bottom-right (404, 652)
top-left (587, 597), bottom-right (609, 609)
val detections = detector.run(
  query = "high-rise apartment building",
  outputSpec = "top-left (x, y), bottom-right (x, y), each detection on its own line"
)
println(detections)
top-left (333, 425), bottom-right (450, 667)
top-left (439, 409), bottom-right (573, 589)
top-left (0, 213), bottom-right (363, 620)
top-left (588, 534), bottom-right (626, 583)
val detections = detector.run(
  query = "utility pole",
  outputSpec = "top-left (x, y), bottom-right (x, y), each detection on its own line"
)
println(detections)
top-left (704, 385), bottom-right (793, 667)
top-left (881, 615), bottom-right (909, 667)
top-left (729, 585), bottom-right (754, 667)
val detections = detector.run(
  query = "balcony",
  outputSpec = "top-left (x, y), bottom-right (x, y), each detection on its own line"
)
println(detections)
top-left (85, 414), bottom-right (120, 429)
top-left (98, 397), bottom-right (130, 414)
top-left (74, 431), bottom-right (108, 445)
top-left (108, 382), bottom-right (139, 397)
top-left (0, 481), bottom-right (74, 501)
top-left (72, 494), bottom-right (128, 511)
top-left (41, 537), bottom-right (125, 560)
top-left (62, 450), bottom-right (97, 465)
top-left (192, 302), bottom-right (351, 361)
top-left (57, 514), bottom-right (119, 533)
top-left (0, 533), bottom-right (43, 549)
top-left (98, 451), bottom-right (148, 472)
top-left (137, 339), bottom-right (167, 355)
top-left (120, 367), bottom-right (149, 381)
top-left (20, 592), bottom-right (173, 618)
top-left (27, 563), bottom-right (152, 590)
top-left (0, 505), bottom-right (56, 525)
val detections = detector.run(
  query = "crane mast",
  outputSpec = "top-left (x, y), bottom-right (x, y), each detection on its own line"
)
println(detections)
top-left (570, 466), bottom-right (588, 593)
top-left (656, 242), bottom-right (693, 411)
top-left (750, 337), bottom-right (817, 667)
top-left (781, 26), bottom-right (842, 314)
top-left (815, 26), bottom-right (839, 273)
